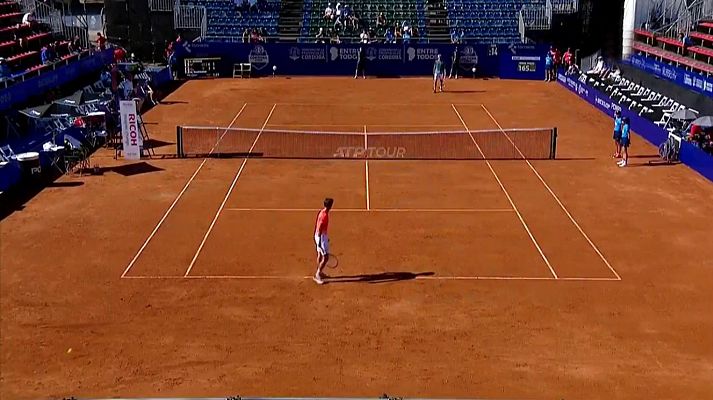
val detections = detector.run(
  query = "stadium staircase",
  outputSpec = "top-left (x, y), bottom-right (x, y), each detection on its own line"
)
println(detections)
top-left (425, 0), bottom-right (449, 43)
top-left (278, 0), bottom-right (303, 41)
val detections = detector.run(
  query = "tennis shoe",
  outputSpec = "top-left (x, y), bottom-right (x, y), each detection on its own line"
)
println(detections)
top-left (313, 275), bottom-right (325, 285)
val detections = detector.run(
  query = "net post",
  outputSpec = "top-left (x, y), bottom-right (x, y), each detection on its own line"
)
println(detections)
top-left (550, 127), bottom-right (557, 159)
top-left (176, 125), bottom-right (184, 158)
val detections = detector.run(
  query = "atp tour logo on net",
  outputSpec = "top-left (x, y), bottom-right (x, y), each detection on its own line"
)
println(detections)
top-left (407, 47), bottom-right (439, 61)
top-left (249, 45), bottom-right (270, 70)
top-left (333, 146), bottom-right (407, 158)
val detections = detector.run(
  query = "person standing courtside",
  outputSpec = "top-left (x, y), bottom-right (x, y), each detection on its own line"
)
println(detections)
top-left (355, 46), bottom-right (366, 79)
top-left (433, 54), bottom-right (445, 93)
top-left (449, 47), bottom-right (460, 79)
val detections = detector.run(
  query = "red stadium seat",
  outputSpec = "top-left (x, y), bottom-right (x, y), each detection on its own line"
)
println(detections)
top-left (688, 46), bottom-right (713, 64)
top-left (657, 36), bottom-right (684, 54)
top-left (632, 41), bottom-right (713, 75)
top-left (634, 28), bottom-right (656, 46)
top-left (689, 31), bottom-right (713, 45)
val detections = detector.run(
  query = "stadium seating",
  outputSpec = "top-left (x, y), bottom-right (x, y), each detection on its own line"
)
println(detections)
top-left (446, 0), bottom-right (541, 44)
top-left (300, 0), bottom-right (426, 42)
top-left (188, 0), bottom-right (280, 40)
top-left (633, 20), bottom-right (713, 76)
top-left (0, 2), bottom-right (75, 80)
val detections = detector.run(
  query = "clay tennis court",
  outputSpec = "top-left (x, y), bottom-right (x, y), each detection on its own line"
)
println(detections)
top-left (2, 78), bottom-right (713, 399)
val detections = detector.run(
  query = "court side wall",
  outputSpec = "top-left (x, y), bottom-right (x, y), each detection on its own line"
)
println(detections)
top-left (174, 43), bottom-right (549, 79)
top-left (557, 72), bottom-right (713, 182)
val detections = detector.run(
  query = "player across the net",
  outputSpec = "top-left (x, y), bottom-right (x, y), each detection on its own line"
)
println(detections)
top-left (175, 126), bottom-right (558, 160)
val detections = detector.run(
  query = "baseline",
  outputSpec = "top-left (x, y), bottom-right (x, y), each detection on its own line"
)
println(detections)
top-left (121, 275), bottom-right (620, 282)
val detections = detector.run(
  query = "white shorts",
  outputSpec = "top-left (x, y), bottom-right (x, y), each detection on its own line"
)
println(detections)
top-left (314, 233), bottom-right (329, 256)
top-left (434, 72), bottom-right (444, 81)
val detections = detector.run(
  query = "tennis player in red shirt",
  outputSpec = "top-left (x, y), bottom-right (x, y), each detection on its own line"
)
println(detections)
top-left (313, 197), bottom-right (334, 285)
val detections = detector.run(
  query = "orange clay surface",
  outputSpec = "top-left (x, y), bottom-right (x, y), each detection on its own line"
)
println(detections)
top-left (2, 78), bottom-right (713, 399)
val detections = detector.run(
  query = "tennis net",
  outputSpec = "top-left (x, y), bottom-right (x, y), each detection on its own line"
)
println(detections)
top-left (176, 126), bottom-right (557, 160)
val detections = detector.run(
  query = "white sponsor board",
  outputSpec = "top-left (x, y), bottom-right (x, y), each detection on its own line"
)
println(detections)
top-left (120, 100), bottom-right (142, 160)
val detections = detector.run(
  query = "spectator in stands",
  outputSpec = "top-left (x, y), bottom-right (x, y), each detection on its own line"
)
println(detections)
top-left (259, 27), bottom-right (268, 42)
top-left (334, 16), bottom-right (343, 33)
top-left (566, 62), bottom-right (580, 76)
top-left (119, 74), bottom-right (135, 100)
top-left (682, 31), bottom-right (692, 55)
top-left (376, 12), bottom-right (386, 30)
top-left (384, 27), bottom-right (394, 44)
top-left (449, 47), bottom-right (460, 79)
top-left (451, 29), bottom-right (459, 44)
top-left (40, 45), bottom-right (51, 65)
top-left (335, 3), bottom-right (342, 20)
top-left (68, 35), bottom-right (82, 54)
top-left (360, 29), bottom-right (368, 44)
top-left (250, 28), bottom-right (259, 43)
top-left (0, 58), bottom-right (11, 81)
top-left (21, 12), bottom-right (35, 27)
top-left (403, 24), bottom-right (412, 44)
top-left (96, 32), bottom-right (107, 51)
top-left (324, 3), bottom-right (334, 21)
top-left (587, 56), bottom-right (607, 78)
top-left (348, 10), bottom-right (359, 31)
top-left (100, 67), bottom-right (112, 88)
top-left (330, 30), bottom-right (340, 44)
top-left (242, 28), bottom-right (250, 43)
top-left (394, 25), bottom-right (402, 42)
top-left (316, 27), bottom-right (327, 43)
top-left (114, 46), bottom-right (126, 63)
top-left (563, 48), bottom-right (574, 70)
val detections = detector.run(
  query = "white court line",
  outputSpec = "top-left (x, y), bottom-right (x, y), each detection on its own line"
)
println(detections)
top-left (364, 125), bottom-right (370, 210)
top-left (265, 123), bottom-right (465, 127)
top-left (121, 275), bottom-right (620, 282)
top-left (184, 104), bottom-right (277, 277)
top-left (452, 104), bottom-right (558, 279)
top-left (480, 104), bottom-right (622, 281)
top-left (223, 208), bottom-right (515, 212)
top-left (120, 103), bottom-right (248, 278)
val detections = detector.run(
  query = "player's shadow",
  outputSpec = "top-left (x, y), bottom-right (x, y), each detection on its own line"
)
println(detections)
top-left (327, 271), bottom-right (435, 284)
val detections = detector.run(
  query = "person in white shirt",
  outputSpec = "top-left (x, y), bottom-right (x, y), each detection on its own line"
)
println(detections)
top-left (323, 3), bottom-right (333, 21)
top-left (335, 3), bottom-right (342, 19)
top-left (587, 56), bottom-right (606, 75)
top-left (360, 29), bottom-right (368, 43)
top-left (21, 12), bottom-right (35, 26)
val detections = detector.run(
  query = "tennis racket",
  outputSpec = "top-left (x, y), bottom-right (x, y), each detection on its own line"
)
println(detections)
top-left (326, 253), bottom-right (339, 269)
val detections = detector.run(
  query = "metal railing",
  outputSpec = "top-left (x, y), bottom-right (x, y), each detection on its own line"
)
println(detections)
top-left (551, 0), bottom-right (579, 14)
top-left (660, 0), bottom-right (713, 37)
top-left (18, 0), bottom-right (89, 48)
top-left (580, 49), bottom-right (601, 71)
top-left (174, 0), bottom-right (207, 39)
top-left (518, 10), bottom-right (526, 43)
top-left (520, 0), bottom-right (552, 31)
top-left (149, 0), bottom-right (175, 12)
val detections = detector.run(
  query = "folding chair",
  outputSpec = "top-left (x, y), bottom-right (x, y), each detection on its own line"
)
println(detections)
top-left (0, 144), bottom-right (16, 161)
